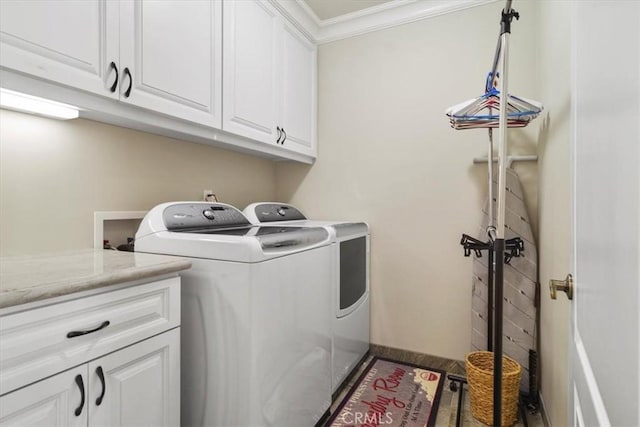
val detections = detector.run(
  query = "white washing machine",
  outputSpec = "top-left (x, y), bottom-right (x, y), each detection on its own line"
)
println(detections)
top-left (135, 202), bottom-right (332, 427)
top-left (243, 203), bottom-right (370, 393)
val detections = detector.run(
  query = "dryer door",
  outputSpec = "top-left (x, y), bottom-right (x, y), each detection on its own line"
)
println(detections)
top-left (338, 236), bottom-right (368, 317)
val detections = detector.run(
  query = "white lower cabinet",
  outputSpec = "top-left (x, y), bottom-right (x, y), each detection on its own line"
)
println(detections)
top-left (0, 366), bottom-right (88, 427)
top-left (0, 278), bottom-right (181, 427)
top-left (0, 329), bottom-right (178, 426)
top-left (88, 329), bottom-right (179, 427)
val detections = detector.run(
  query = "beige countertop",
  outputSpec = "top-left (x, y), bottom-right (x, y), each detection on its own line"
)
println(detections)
top-left (0, 249), bottom-right (191, 310)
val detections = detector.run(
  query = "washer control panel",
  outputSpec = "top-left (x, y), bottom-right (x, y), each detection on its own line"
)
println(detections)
top-left (163, 203), bottom-right (250, 230)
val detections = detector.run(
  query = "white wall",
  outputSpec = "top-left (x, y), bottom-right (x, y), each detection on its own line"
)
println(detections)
top-left (0, 110), bottom-right (277, 256)
top-left (276, 1), bottom-right (540, 360)
top-left (535, 1), bottom-right (572, 426)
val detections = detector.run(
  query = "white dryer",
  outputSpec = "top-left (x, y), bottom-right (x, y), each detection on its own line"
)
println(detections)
top-left (135, 202), bottom-right (332, 427)
top-left (244, 203), bottom-right (370, 394)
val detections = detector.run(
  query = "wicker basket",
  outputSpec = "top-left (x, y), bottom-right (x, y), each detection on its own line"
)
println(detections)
top-left (465, 351), bottom-right (522, 426)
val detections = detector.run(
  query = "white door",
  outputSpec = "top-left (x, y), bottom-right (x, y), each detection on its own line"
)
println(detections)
top-left (88, 329), bottom-right (180, 427)
top-left (0, 365), bottom-right (88, 427)
top-left (0, 0), bottom-right (119, 99)
top-left (570, 2), bottom-right (639, 426)
top-left (222, 0), bottom-right (280, 144)
top-left (280, 22), bottom-right (316, 156)
top-left (119, 0), bottom-right (222, 127)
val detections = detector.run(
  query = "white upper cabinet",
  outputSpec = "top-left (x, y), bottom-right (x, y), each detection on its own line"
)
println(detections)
top-left (223, 0), bottom-right (280, 144)
top-left (0, 0), bottom-right (222, 127)
top-left (0, 0), bottom-right (119, 99)
top-left (119, 0), bottom-right (222, 127)
top-left (0, 0), bottom-right (316, 162)
top-left (223, 1), bottom-right (317, 157)
top-left (280, 22), bottom-right (317, 155)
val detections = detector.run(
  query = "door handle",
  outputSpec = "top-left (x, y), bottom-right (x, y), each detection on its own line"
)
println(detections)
top-left (108, 61), bottom-right (119, 93)
top-left (549, 274), bottom-right (573, 300)
top-left (123, 67), bottom-right (132, 98)
top-left (74, 374), bottom-right (85, 416)
top-left (95, 366), bottom-right (106, 406)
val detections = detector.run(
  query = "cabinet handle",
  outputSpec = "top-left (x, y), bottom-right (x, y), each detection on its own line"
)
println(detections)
top-left (108, 61), bottom-right (119, 93)
top-left (74, 374), bottom-right (85, 416)
top-left (123, 67), bottom-right (132, 98)
top-left (67, 320), bottom-right (110, 338)
top-left (276, 126), bottom-right (282, 144)
top-left (281, 127), bottom-right (287, 144)
top-left (96, 366), bottom-right (106, 406)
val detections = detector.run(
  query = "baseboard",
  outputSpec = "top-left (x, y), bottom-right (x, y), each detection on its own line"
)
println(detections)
top-left (538, 392), bottom-right (552, 427)
top-left (369, 343), bottom-right (466, 375)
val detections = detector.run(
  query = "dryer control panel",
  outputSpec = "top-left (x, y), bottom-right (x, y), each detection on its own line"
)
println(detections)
top-left (252, 203), bottom-right (307, 222)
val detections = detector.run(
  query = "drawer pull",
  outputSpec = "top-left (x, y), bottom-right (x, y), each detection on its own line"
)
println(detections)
top-left (74, 374), bottom-right (85, 416)
top-left (67, 320), bottom-right (110, 338)
top-left (96, 366), bottom-right (106, 406)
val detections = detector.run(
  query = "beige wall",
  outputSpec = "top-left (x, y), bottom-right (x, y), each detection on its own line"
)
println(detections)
top-left (276, 2), bottom-right (540, 361)
top-left (536, 1), bottom-right (572, 426)
top-left (0, 110), bottom-right (277, 256)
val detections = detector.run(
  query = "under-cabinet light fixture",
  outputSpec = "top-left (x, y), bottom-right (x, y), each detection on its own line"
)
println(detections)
top-left (0, 88), bottom-right (79, 120)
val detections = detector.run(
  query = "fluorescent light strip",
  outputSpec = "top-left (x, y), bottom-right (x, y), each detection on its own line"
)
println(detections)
top-left (0, 88), bottom-right (79, 120)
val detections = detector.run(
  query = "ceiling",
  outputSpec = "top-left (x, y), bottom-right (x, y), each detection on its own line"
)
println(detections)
top-left (303, 0), bottom-right (395, 21)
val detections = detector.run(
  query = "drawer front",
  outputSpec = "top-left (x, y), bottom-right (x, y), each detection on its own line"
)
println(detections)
top-left (0, 277), bottom-right (180, 395)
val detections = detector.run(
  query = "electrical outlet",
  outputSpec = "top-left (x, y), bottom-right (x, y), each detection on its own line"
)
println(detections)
top-left (203, 190), bottom-right (217, 202)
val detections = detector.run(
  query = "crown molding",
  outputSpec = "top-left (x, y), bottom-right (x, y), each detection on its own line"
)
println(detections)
top-left (315, 0), bottom-right (498, 44)
top-left (268, 0), bottom-right (319, 42)
top-left (272, 0), bottom-right (498, 45)
top-left (319, 0), bottom-right (419, 27)
top-left (296, 0), bottom-right (322, 27)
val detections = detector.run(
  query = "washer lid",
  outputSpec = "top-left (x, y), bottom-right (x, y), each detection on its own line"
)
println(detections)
top-left (176, 226), bottom-right (329, 251)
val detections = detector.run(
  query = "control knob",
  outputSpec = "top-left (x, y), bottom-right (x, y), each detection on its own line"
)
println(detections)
top-left (203, 209), bottom-right (216, 220)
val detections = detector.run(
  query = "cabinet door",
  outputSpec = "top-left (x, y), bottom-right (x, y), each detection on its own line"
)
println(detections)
top-left (88, 328), bottom-right (180, 427)
top-left (280, 23), bottom-right (317, 156)
top-left (119, 0), bottom-right (222, 127)
top-left (0, 366), bottom-right (88, 427)
top-left (0, 0), bottom-right (119, 99)
top-left (223, 0), bottom-right (280, 144)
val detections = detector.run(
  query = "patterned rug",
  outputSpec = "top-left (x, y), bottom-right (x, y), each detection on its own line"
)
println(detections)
top-left (327, 357), bottom-right (445, 427)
